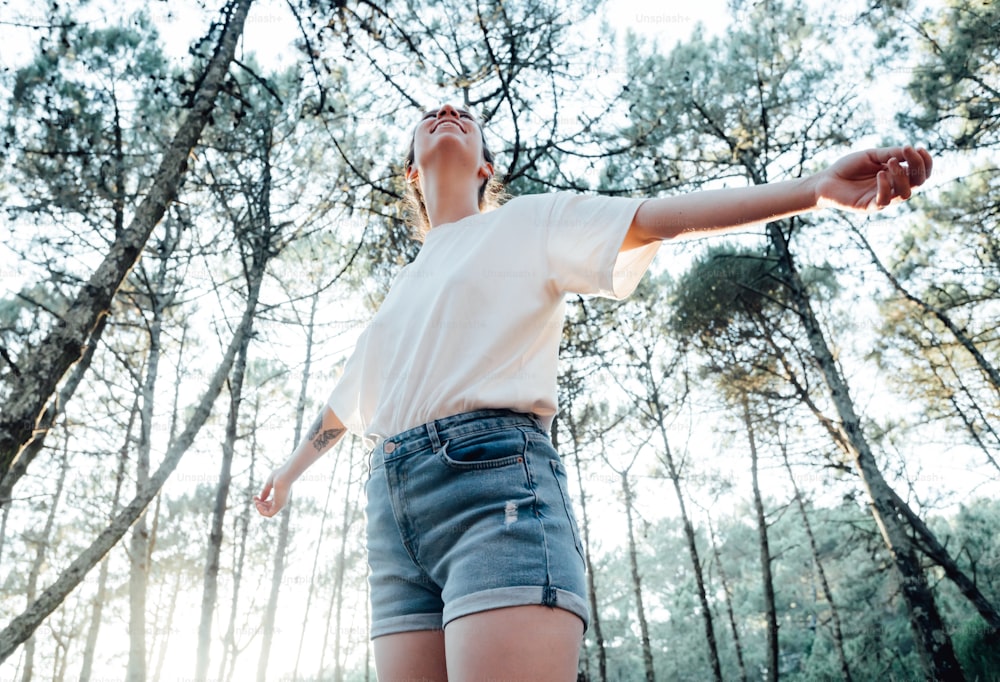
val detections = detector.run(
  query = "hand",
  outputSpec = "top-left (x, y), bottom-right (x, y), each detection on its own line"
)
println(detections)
top-left (254, 468), bottom-right (291, 518)
top-left (814, 145), bottom-right (933, 212)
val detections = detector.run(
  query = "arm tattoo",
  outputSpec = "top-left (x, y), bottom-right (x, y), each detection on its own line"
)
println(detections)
top-left (313, 426), bottom-right (344, 451)
top-left (307, 413), bottom-right (344, 451)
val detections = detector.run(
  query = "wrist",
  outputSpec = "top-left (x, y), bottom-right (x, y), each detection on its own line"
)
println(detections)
top-left (275, 463), bottom-right (298, 487)
top-left (799, 172), bottom-right (823, 210)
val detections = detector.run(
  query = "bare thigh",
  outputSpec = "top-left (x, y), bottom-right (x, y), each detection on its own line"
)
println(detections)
top-left (373, 629), bottom-right (448, 682)
top-left (444, 605), bottom-right (584, 682)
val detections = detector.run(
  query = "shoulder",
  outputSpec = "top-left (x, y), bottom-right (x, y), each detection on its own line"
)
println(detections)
top-left (486, 192), bottom-right (577, 224)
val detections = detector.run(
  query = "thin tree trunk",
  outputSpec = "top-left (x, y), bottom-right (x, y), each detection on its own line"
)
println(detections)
top-left (620, 469), bottom-right (655, 682)
top-left (0, 282), bottom-right (258, 663)
top-left (331, 443), bottom-right (359, 682)
top-left (21, 444), bottom-right (69, 682)
top-left (195, 304), bottom-right (256, 680)
top-left (707, 517), bottom-right (748, 682)
top-left (151, 571), bottom-right (182, 682)
top-left (257, 274), bottom-right (318, 682)
top-left (79, 396), bottom-right (135, 682)
top-left (650, 402), bottom-right (724, 682)
top-left (221, 401), bottom-right (257, 682)
top-left (742, 395), bottom-right (779, 681)
top-left (143, 492), bottom-right (163, 674)
top-left (567, 415), bottom-right (608, 682)
top-left (777, 438), bottom-right (852, 682)
top-left (291, 445), bottom-right (337, 680)
top-left (0, 0), bottom-right (254, 482)
top-left (256, 460), bottom-right (294, 682)
top-left (289, 293), bottom-right (323, 680)
top-left (127, 303), bottom-right (165, 682)
top-left (767, 217), bottom-right (965, 680)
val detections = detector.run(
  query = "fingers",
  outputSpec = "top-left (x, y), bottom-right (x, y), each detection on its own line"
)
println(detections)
top-left (876, 169), bottom-right (891, 209)
top-left (901, 146), bottom-right (928, 187)
top-left (254, 473), bottom-right (279, 517)
top-left (887, 156), bottom-right (911, 201)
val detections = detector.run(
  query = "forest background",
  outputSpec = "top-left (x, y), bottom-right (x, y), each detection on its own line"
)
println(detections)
top-left (0, 0), bottom-right (998, 680)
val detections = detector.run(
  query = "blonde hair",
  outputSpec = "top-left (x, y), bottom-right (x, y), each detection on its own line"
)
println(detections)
top-left (403, 112), bottom-right (506, 241)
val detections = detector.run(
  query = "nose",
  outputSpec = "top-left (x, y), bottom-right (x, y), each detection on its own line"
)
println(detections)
top-left (437, 104), bottom-right (460, 119)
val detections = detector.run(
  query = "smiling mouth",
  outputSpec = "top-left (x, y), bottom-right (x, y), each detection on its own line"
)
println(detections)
top-left (433, 120), bottom-right (464, 133)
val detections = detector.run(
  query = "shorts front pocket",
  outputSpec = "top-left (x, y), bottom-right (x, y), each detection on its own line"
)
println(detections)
top-left (437, 428), bottom-right (528, 471)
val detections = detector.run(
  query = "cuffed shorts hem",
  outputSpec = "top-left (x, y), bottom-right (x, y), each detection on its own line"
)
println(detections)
top-left (370, 613), bottom-right (444, 639)
top-left (443, 586), bottom-right (590, 631)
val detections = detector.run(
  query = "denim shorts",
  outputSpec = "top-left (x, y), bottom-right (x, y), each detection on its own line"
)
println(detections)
top-left (365, 409), bottom-right (589, 639)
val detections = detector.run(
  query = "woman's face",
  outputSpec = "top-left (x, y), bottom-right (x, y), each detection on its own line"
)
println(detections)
top-left (408, 104), bottom-right (490, 182)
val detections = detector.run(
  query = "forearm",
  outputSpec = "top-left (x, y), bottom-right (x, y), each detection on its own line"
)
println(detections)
top-left (279, 405), bottom-right (347, 482)
top-left (633, 174), bottom-right (820, 242)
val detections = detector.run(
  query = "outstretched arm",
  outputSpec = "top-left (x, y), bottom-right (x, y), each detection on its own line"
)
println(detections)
top-left (622, 145), bottom-right (933, 249)
top-left (254, 405), bottom-right (347, 517)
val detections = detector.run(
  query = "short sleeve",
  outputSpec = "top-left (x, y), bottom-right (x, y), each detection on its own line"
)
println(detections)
top-left (545, 193), bottom-right (660, 299)
top-left (326, 328), bottom-right (368, 437)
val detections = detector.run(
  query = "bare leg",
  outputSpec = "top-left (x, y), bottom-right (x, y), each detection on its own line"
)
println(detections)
top-left (373, 629), bottom-right (448, 682)
top-left (444, 605), bottom-right (584, 682)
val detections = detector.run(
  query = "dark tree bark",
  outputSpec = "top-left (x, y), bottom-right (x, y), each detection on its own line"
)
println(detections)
top-left (79, 396), bottom-right (135, 682)
top-left (766, 217), bottom-right (965, 680)
top-left (777, 436), bottom-right (852, 682)
top-left (649, 399), bottom-right (723, 682)
top-left (20, 445), bottom-right (69, 682)
top-left (563, 410), bottom-right (609, 682)
top-left (706, 518), bottom-right (748, 682)
top-left (195, 300), bottom-right (256, 681)
top-left (620, 467), bottom-right (656, 682)
top-left (0, 0), bottom-right (254, 484)
top-left (742, 395), bottom-right (779, 681)
top-left (0, 279), bottom-right (258, 663)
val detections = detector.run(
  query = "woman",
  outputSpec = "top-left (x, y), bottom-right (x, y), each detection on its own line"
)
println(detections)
top-left (255, 103), bottom-right (933, 681)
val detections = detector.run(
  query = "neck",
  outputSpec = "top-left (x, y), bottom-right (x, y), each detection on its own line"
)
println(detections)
top-left (420, 169), bottom-right (482, 229)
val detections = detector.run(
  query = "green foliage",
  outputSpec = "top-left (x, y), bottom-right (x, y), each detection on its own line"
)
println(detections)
top-left (953, 617), bottom-right (1000, 682)
top-left (896, 0), bottom-right (1000, 150)
top-left (670, 243), bottom-right (784, 342)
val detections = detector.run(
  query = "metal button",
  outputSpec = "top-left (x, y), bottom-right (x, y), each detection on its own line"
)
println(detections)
top-left (383, 441), bottom-right (396, 454)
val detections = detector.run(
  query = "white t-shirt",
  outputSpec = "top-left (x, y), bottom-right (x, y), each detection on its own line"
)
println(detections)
top-left (327, 192), bottom-right (660, 447)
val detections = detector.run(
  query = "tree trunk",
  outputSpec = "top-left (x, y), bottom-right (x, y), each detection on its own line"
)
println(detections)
top-left (777, 438), bottom-right (852, 682)
top-left (742, 395), bottom-right (779, 681)
top-left (0, 0), bottom-right (254, 483)
top-left (20, 445), bottom-right (69, 682)
top-left (0, 283), bottom-right (258, 663)
top-left (221, 400), bottom-right (258, 682)
top-left (79, 397), bottom-right (135, 682)
top-left (763, 316), bottom-right (1000, 639)
top-left (292, 445), bottom-right (337, 680)
top-left (566, 416), bottom-right (608, 682)
top-left (256, 462), bottom-right (294, 682)
top-left (288, 293), bottom-right (322, 681)
top-left (620, 470), bottom-right (655, 682)
top-left (707, 518), bottom-right (748, 682)
top-left (195, 305), bottom-right (256, 681)
top-left (0, 314), bottom-right (109, 509)
top-left (332, 443), bottom-right (359, 682)
top-left (767, 218), bottom-right (965, 680)
top-left (151, 571), bottom-right (182, 682)
top-left (127, 303), bottom-right (165, 682)
top-left (650, 403), bottom-right (724, 682)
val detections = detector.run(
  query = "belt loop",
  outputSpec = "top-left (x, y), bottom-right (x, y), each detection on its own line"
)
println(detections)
top-left (426, 420), bottom-right (442, 452)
